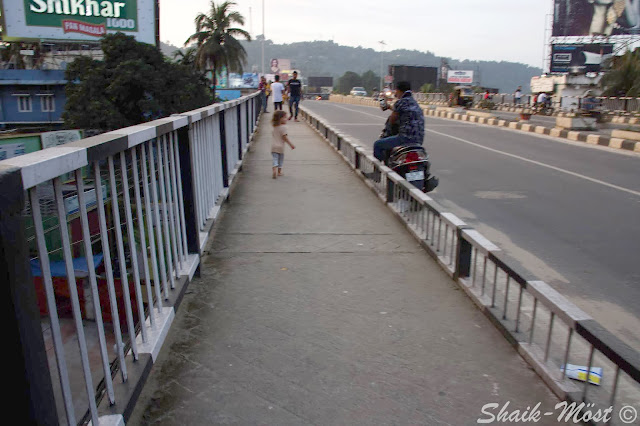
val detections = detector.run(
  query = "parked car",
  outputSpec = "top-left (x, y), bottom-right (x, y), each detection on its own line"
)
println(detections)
top-left (350, 87), bottom-right (367, 97)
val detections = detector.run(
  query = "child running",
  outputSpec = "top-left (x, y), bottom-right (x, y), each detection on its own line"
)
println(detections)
top-left (271, 110), bottom-right (295, 179)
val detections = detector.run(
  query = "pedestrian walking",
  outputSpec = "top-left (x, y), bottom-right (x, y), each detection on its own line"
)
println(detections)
top-left (271, 110), bottom-right (296, 179)
top-left (287, 71), bottom-right (302, 121)
top-left (259, 76), bottom-right (268, 112)
top-left (271, 75), bottom-right (285, 111)
top-left (266, 80), bottom-right (272, 110)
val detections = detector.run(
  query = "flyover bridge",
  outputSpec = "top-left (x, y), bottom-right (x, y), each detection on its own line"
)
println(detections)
top-left (2, 92), bottom-right (638, 425)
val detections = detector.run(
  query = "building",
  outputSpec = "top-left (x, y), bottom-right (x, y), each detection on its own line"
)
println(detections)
top-left (0, 69), bottom-right (67, 129)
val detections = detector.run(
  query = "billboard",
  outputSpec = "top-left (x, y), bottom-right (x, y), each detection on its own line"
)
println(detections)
top-left (1, 0), bottom-right (157, 45)
top-left (307, 76), bottom-right (333, 87)
top-left (447, 70), bottom-right (474, 84)
top-left (553, 0), bottom-right (640, 36)
top-left (389, 65), bottom-right (437, 91)
top-left (530, 76), bottom-right (556, 93)
top-left (269, 58), bottom-right (291, 74)
top-left (228, 72), bottom-right (259, 89)
top-left (551, 43), bottom-right (613, 73)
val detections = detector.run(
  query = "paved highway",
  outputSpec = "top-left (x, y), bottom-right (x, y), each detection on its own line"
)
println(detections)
top-left (301, 100), bottom-right (640, 350)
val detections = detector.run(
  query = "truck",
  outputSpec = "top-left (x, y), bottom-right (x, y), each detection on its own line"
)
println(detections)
top-left (305, 76), bottom-right (333, 99)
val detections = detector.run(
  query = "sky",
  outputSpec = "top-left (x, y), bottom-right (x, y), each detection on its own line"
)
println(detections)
top-left (159, 0), bottom-right (552, 68)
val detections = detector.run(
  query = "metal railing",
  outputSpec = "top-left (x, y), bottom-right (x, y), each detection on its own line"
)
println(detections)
top-left (300, 105), bottom-right (640, 424)
top-left (1, 92), bottom-right (261, 425)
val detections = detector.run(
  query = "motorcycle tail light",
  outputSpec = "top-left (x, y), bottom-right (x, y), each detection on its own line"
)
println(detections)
top-left (405, 152), bottom-right (421, 163)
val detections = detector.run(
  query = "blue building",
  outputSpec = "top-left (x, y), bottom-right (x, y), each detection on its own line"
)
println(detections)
top-left (0, 70), bottom-right (67, 128)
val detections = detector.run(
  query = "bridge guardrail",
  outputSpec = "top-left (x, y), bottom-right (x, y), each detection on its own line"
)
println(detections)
top-left (1, 92), bottom-right (261, 425)
top-left (300, 105), bottom-right (640, 423)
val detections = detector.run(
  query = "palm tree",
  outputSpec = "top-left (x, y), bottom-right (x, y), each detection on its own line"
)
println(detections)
top-left (185, 1), bottom-right (251, 101)
top-left (172, 46), bottom-right (197, 66)
top-left (601, 48), bottom-right (640, 97)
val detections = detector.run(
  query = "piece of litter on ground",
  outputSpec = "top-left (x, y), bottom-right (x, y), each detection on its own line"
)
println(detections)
top-left (380, 312), bottom-right (387, 315)
top-left (343, 291), bottom-right (348, 294)
top-left (229, 364), bottom-right (233, 367)
top-left (358, 243), bottom-right (364, 246)
top-left (281, 267), bottom-right (288, 271)
top-left (561, 364), bottom-right (602, 385)
top-left (268, 406), bottom-right (273, 410)
top-left (388, 325), bottom-right (393, 328)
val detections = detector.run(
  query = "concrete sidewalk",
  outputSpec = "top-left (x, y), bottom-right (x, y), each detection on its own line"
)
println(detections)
top-left (129, 113), bottom-right (558, 425)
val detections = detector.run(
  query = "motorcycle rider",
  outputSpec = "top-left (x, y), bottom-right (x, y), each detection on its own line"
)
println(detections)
top-left (373, 81), bottom-right (425, 162)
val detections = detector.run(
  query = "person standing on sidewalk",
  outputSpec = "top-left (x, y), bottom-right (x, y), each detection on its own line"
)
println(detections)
top-left (271, 75), bottom-right (285, 111)
top-left (514, 86), bottom-right (522, 105)
top-left (259, 76), bottom-right (268, 112)
top-left (271, 110), bottom-right (296, 179)
top-left (287, 71), bottom-right (302, 121)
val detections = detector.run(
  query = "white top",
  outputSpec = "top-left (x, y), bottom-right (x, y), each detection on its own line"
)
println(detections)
top-left (271, 82), bottom-right (285, 102)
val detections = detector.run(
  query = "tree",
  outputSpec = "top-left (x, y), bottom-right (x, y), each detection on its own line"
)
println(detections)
top-left (601, 48), bottom-right (640, 96)
top-left (336, 71), bottom-right (363, 94)
top-left (185, 1), bottom-right (251, 100)
top-left (361, 70), bottom-right (379, 93)
top-left (63, 33), bottom-right (211, 131)
top-left (172, 46), bottom-right (198, 68)
top-left (420, 83), bottom-right (435, 93)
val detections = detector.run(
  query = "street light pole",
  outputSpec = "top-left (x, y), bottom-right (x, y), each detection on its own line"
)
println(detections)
top-left (378, 40), bottom-right (386, 92)
top-left (261, 0), bottom-right (265, 75)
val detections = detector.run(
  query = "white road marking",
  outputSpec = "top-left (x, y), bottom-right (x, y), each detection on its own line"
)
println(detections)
top-left (320, 104), bottom-right (640, 198)
top-left (427, 128), bottom-right (640, 198)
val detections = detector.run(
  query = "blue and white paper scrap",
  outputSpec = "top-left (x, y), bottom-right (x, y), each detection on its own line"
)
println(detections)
top-left (561, 364), bottom-right (602, 385)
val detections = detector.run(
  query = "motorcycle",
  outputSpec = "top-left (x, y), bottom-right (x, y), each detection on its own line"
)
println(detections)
top-left (377, 97), bottom-right (439, 193)
top-left (531, 102), bottom-right (554, 116)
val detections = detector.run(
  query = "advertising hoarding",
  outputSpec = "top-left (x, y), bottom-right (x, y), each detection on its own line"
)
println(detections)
top-left (389, 65), bottom-right (437, 91)
top-left (0, 143), bottom-right (26, 160)
top-left (269, 58), bottom-right (291, 74)
top-left (530, 76), bottom-right (556, 93)
top-left (1, 0), bottom-right (157, 45)
top-left (551, 43), bottom-right (613, 73)
top-left (447, 70), bottom-right (474, 84)
top-left (553, 0), bottom-right (640, 36)
top-left (308, 77), bottom-right (333, 87)
top-left (228, 73), bottom-right (259, 89)
top-left (40, 130), bottom-right (83, 149)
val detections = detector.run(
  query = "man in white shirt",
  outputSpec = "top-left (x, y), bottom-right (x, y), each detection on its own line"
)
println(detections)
top-left (537, 92), bottom-right (548, 105)
top-left (270, 75), bottom-right (285, 111)
top-left (514, 86), bottom-right (522, 104)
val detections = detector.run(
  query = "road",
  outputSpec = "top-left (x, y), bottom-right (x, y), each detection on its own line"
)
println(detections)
top-left (301, 100), bottom-right (640, 350)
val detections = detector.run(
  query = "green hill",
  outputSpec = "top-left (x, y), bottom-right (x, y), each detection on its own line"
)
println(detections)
top-left (162, 38), bottom-right (541, 93)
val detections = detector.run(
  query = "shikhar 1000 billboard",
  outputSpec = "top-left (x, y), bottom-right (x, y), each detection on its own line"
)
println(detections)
top-left (1, 0), bottom-right (157, 45)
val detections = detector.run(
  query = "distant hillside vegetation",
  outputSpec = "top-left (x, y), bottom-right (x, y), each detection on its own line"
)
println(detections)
top-left (161, 38), bottom-right (541, 92)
